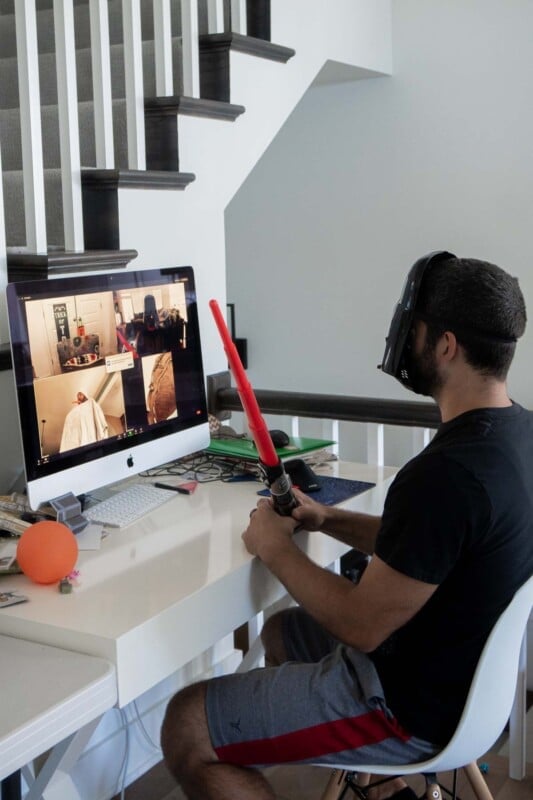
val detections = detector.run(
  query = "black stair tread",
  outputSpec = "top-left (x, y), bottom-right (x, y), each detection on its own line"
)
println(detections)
top-left (1, 246), bottom-right (139, 369)
top-left (6, 247), bottom-right (138, 280)
top-left (199, 32), bottom-right (295, 62)
top-left (145, 95), bottom-right (245, 121)
top-left (81, 168), bottom-right (196, 189)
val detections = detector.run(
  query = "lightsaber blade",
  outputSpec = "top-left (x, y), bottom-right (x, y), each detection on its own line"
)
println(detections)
top-left (209, 299), bottom-right (298, 515)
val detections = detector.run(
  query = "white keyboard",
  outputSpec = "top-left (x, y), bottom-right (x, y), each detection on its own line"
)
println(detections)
top-left (84, 483), bottom-right (174, 528)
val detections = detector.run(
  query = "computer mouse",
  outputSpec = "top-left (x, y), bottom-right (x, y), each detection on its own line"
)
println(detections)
top-left (284, 459), bottom-right (321, 493)
top-left (269, 429), bottom-right (290, 448)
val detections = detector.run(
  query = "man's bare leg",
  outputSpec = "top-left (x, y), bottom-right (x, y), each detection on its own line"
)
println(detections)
top-left (160, 681), bottom-right (275, 800)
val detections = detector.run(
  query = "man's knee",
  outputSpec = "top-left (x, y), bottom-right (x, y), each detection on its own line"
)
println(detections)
top-left (261, 609), bottom-right (291, 666)
top-left (161, 680), bottom-right (216, 778)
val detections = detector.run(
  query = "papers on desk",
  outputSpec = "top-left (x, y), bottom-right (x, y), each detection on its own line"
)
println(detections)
top-left (0, 539), bottom-right (17, 572)
top-left (0, 591), bottom-right (28, 608)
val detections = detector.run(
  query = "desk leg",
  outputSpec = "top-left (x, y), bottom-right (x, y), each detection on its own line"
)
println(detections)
top-left (24, 715), bottom-right (103, 800)
top-left (509, 632), bottom-right (527, 780)
top-left (1, 771), bottom-right (21, 800)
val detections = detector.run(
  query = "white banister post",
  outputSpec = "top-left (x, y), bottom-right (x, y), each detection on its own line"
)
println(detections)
top-left (509, 630), bottom-right (527, 779)
top-left (153, 0), bottom-right (174, 96)
top-left (411, 427), bottom-right (431, 456)
top-left (0, 143), bottom-right (8, 343)
top-left (122, 0), bottom-right (146, 170)
top-left (230, 0), bottom-right (247, 34)
top-left (247, 611), bottom-right (264, 668)
top-left (207, 0), bottom-right (224, 33)
top-left (54, 0), bottom-right (84, 251)
top-left (329, 419), bottom-right (339, 458)
top-left (181, 0), bottom-right (200, 98)
top-left (89, 0), bottom-right (115, 167)
top-left (366, 422), bottom-right (384, 466)
top-left (14, 0), bottom-right (47, 253)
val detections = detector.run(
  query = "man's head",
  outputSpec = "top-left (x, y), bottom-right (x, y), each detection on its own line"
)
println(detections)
top-left (381, 253), bottom-right (527, 395)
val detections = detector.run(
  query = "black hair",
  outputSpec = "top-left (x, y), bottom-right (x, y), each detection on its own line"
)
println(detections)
top-left (416, 257), bottom-right (527, 380)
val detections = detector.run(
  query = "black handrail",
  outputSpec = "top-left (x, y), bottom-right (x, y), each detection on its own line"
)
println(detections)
top-left (214, 387), bottom-right (441, 429)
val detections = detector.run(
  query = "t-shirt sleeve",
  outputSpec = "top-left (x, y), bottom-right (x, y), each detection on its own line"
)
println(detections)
top-left (375, 452), bottom-right (491, 585)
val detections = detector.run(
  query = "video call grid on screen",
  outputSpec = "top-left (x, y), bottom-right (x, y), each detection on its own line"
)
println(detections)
top-left (7, 267), bottom-right (209, 486)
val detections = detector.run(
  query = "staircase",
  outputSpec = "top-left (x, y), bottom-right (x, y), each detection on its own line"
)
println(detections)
top-left (0, 0), bottom-right (255, 270)
top-left (0, 0), bottom-right (392, 375)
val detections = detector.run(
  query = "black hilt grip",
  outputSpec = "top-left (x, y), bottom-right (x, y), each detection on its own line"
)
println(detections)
top-left (259, 460), bottom-right (299, 516)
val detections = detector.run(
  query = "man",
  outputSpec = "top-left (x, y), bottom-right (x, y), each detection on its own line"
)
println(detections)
top-left (160, 253), bottom-right (533, 800)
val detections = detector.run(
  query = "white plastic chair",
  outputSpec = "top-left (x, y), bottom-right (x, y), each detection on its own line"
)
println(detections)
top-left (319, 574), bottom-right (533, 800)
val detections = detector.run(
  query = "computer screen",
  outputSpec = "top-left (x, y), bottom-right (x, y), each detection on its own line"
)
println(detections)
top-left (6, 266), bottom-right (209, 509)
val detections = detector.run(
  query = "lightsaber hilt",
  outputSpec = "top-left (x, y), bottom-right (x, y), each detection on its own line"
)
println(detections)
top-left (259, 460), bottom-right (299, 517)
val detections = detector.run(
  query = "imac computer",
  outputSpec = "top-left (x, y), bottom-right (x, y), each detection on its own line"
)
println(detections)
top-left (6, 266), bottom-right (210, 509)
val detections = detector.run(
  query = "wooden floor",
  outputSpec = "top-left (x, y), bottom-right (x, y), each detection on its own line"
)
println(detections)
top-left (115, 743), bottom-right (533, 800)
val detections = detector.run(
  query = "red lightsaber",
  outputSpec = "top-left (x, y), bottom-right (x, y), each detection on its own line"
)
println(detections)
top-left (209, 299), bottom-right (298, 515)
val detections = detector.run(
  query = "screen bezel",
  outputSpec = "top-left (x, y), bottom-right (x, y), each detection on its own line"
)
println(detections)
top-left (7, 266), bottom-right (209, 509)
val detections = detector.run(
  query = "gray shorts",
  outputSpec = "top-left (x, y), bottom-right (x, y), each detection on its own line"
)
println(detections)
top-left (206, 608), bottom-right (438, 768)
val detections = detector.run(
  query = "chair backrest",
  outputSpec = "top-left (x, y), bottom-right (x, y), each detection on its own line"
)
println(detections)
top-left (431, 574), bottom-right (533, 772)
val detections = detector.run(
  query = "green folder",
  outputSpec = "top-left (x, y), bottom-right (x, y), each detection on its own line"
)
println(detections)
top-left (205, 436), bottom-right (335, 461)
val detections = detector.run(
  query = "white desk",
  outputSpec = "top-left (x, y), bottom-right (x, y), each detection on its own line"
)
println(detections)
top-left (0, 635), bottom-right (116, 798)
top-left (0, 462), bottom-right (395, 708)
top-left (0, 460), bottom-right (525, 784)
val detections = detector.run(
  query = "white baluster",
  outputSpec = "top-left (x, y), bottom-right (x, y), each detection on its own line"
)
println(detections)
top-left (230, 0), bottom-right (247, 34)
top-left (509, 631), bottom-right (527, 779)
top-left (14, 0), bottom-right (47, 253)
top-left (89, 0), bottom-right (115, 167)
top-left (122, 0), bottom-right (146, 169)
top-left (207, 0), bottom-right (224, 33)
top-left (153, 0), bottom-right (174, 96)
top-left (0, 142), bottom-right (8, 343)
top-left (411, 426), bottom-right (431, 456)
top-left (366, 422), bottom-right (384, 466)
top-left (329, 419), bottom-right (339, 458)
top-left (54, 0), bottom-right (84, 251)
top-left (181, 0), bottom-right (200, 98)
top-left (290, 416), bottom-right (299, 438)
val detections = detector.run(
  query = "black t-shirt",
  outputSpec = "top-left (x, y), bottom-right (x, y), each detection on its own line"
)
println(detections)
top-left (370, 403), bottom-right (533, 745)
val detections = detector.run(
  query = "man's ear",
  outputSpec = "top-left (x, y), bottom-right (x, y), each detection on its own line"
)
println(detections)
top-left (439, 331), bottom-right (459, 361)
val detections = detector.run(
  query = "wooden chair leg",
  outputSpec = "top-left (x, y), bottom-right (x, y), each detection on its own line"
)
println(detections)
top-left (463, 762), bottom-right (494, 800)
top-left (320, 769), bottom-right (378, 800)
top-left (425, 781), bottom-right (443, 800)
top-left (320, 769), bottom-right (349, 800)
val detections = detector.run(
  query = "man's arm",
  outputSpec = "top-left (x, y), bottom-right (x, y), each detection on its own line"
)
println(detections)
top-left (243, 499), bottom-right (438, 652)
top-left (290, 488), bottom-right (381, 555)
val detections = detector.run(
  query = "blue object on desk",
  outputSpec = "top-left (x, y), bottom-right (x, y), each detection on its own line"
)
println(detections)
top-left (258, 475), bottom-right (375, 506)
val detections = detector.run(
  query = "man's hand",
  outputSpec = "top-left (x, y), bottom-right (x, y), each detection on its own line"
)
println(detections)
top-left (290, 489), bottom-right (329, 531)
top-left (242, 498), bottom-right (297, 562)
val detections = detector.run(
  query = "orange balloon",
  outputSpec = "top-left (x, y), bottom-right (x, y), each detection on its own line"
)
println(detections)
top-left (17, 520), bottom-right (78, 585)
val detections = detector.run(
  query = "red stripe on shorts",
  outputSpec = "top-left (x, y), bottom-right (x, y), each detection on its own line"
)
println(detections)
top-left (214, 708), bottom-right (411, 765)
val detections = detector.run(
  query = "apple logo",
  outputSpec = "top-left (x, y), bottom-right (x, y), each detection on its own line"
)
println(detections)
top-left (127, 455), bottom-right (134, 468)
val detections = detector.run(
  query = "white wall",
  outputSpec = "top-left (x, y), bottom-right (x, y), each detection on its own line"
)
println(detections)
top-left (226, 0), bottom-right (533, 422)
